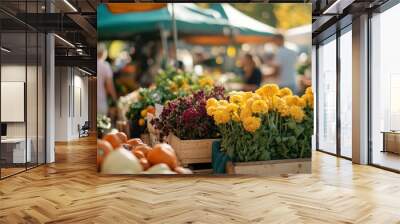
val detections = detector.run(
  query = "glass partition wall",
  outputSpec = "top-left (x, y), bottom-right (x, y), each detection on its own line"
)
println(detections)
top-left (339, 27), bottom-right (352, 159)
top-left (370, 3), bottom-right (400, 171)
top-left (0, 1), bottom-right (46, 179)
top-left (316, 26), bottom-right (353, 159)
top-left (317, 35), bottom-right (337, 155)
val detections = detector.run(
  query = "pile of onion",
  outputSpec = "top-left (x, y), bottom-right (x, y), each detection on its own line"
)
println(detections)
top-left (98, 132), bottom-right (192, 175)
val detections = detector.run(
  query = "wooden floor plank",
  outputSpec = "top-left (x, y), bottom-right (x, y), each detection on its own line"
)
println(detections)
top-left (0, 136), bottom-right (399, 223)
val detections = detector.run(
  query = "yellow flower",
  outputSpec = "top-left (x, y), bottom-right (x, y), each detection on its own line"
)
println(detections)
top-left (305, 87), bottom-right (313, 96)
top-left (169, 82), bottom-right (178, 92)
top-left (219, 100), bottom-right (229, 106)
top-left (181, 82), bottom-right (191, 91)
top-left (240, 107), bottom-right (252, 121)
top-left (240, 92), bottom-right (254, 101)
top-left (229, 94), bottom-right (242, 104)
top-left (251, 100), bottom-right (269, 113)
top-left (207, 106), bottom-right (217, 116)
top-left (302, 89), bottom-right (314, 108)
top-left (213, 110), bottom-right (230, 124)
top-left (206, 98), bottom-right (218, 108)
top-left (256, 83), bottom-right (280, 98)
top-left (278, 104), bottom-right (290, 117)
top-left (298, 97), bottom-right (306, 108)
top-left (227, 103), bottom-right (239, 113)
top-left (140, 109), bottom-right (148, 117)
top-left (269, 96), bottom-right (289, 116)
top-left (308, 94), bottom-right (314, 108)
top-left (283, 95), bottom-right (300, 107)
top-left (250, 94), bottom-right (262, 100)
top-left (199, 76), bottom-right (214, 87)
top-left (289, 106), bottom-right (305, 123)
top-left (278, 87), bottom-right (293, 97)
top-left (232, 111), bottom-right (240, 122)
top-left (245, 98), bottom-right (255, 108)
top-left (242, 116), bottom-right (261, 132)
top-left (138, 118), bottom-right (145, 126)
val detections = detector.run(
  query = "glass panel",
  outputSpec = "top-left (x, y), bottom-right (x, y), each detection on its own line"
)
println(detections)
top-left (318, 37), bottom-right (337, 154)
top-left (1, 31), bottom-right (27, 177)
top-left (371, 4), bottom-right (400, 171)
top-left (339, 29), bottom-right (352, 158)
top-left (312, 45), bottom-right (317, 151)
top-left (27, 31), bottom-right (38, 169)
top-left (38, 32), bottom-right (45, 165)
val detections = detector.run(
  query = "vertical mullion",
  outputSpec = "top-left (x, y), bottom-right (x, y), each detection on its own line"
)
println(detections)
top-left (367, 11), bottom-right (373, 165)
top-left (0, 17), bottom-right (2, 179)
top-left (315, 44), bottom-right (320, 151)
top-left (44, 0), bottom-right (47, 164)
top-left (36, 0), bottom-right (39, 167)
top-left (336, 27), bottom-right (341, 157)
top-left (25, 0), bottom-right (28, 171)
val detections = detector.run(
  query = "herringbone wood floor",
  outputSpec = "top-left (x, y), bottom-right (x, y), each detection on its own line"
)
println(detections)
top-left (1, 136), bottom-right (400, 224)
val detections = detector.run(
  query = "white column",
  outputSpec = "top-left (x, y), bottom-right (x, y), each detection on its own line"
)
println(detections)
top-left (46, 32), bottom-right (55, 163)
top-left (352, 14), bottom-right (369, 164)
top-left (311, 45), bottom-right (317, 151)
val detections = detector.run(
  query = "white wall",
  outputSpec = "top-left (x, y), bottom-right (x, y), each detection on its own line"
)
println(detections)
top-left (54, 67), bottom-right (89, 141)
top-left (1, 64), bottom-right (46, 164)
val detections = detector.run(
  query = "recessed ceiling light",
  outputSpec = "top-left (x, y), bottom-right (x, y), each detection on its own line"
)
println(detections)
top-left (54, 34), bottom-right (75, 48)
top-left (63, 0), bottom-right (78, 12)
top-left (78, 67), bottom-right (93, 76)
top-left (1, 47), bottom-right (11, 53)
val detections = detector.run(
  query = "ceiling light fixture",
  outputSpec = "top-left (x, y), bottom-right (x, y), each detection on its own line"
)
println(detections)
top-left (322, 0), bottom-right (354, 15)
top-left (54, 34), bottom-right (75, 48)
top-left (78, 67), bottom-right (93, 76)
top-left (63, 0), bottom-right (78, 12)
top-left (1, 47), bottom-right (11, 53)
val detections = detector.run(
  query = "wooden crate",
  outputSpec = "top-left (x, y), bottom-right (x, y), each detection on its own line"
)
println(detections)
top-left (167, 134), bottom-right (218, 167)
top-left (226, 158), bottom-right (311, 176)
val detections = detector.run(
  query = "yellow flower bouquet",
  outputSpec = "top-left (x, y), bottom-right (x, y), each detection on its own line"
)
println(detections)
top-left (206, 84), bottom-right (314, 162)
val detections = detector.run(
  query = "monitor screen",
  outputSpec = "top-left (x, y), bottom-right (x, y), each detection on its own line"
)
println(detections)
top-left (1, 123), bottom-right (7, 137)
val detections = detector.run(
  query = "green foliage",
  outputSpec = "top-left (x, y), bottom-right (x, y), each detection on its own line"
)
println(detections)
top-left (154, 67), bottom-right (198, 103)
top-left (97, 115), bottom-right (111, 138)
top-left (126, 88), bottom-right (157, 127)
top-left (219, 108), bottom-right (313, 162)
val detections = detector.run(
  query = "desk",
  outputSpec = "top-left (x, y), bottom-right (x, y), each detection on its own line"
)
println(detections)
top-left (382, 131), bottom-right (400, 154)
top-left (1, 138), bottom-right (31, 163)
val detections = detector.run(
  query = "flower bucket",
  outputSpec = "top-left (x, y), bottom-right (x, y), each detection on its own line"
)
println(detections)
top-left (167, 134), bottom-right (218, 167)
top-left (211, 140), bottom-right (231, 174)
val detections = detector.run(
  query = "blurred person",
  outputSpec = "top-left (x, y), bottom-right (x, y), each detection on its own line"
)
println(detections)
top-left (97, 43), bottom-right (117, 117)
top-left (269, 34), bottom-right (299, 93)
top-left (241, 53), bottom-right (262, 91)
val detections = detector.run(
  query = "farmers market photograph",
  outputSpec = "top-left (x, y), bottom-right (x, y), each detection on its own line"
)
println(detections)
top-left (97, 3), bottom-right (313, 175)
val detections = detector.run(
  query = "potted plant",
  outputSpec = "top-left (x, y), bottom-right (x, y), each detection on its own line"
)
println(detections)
top-left (125, 88), bottom-right (157, 138)
top-left (97, 115), bottom-right (111, 139)
top-left (206, 84), bottom-right (314, 175)
top-left (153, 86), bottom-right (226, 166)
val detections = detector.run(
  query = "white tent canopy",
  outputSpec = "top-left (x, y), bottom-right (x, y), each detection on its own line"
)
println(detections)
top-left (284, 24), bottom-right (311, 46)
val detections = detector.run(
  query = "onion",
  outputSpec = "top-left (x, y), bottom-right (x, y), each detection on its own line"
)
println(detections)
top-left (102, 148), bottom-right (143, 174)
top-left (141, 163), bottom-right (177, 174)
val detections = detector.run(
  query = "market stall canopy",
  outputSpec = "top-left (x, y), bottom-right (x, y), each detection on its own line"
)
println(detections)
top-left (184, 3), bottom-right (277, 45)
top-left (107, 3), bottom-right (167, 13)
top-left (284, 24), bottom-right (311, 46)
top-left (97, 3), bottom-right (230, 40)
